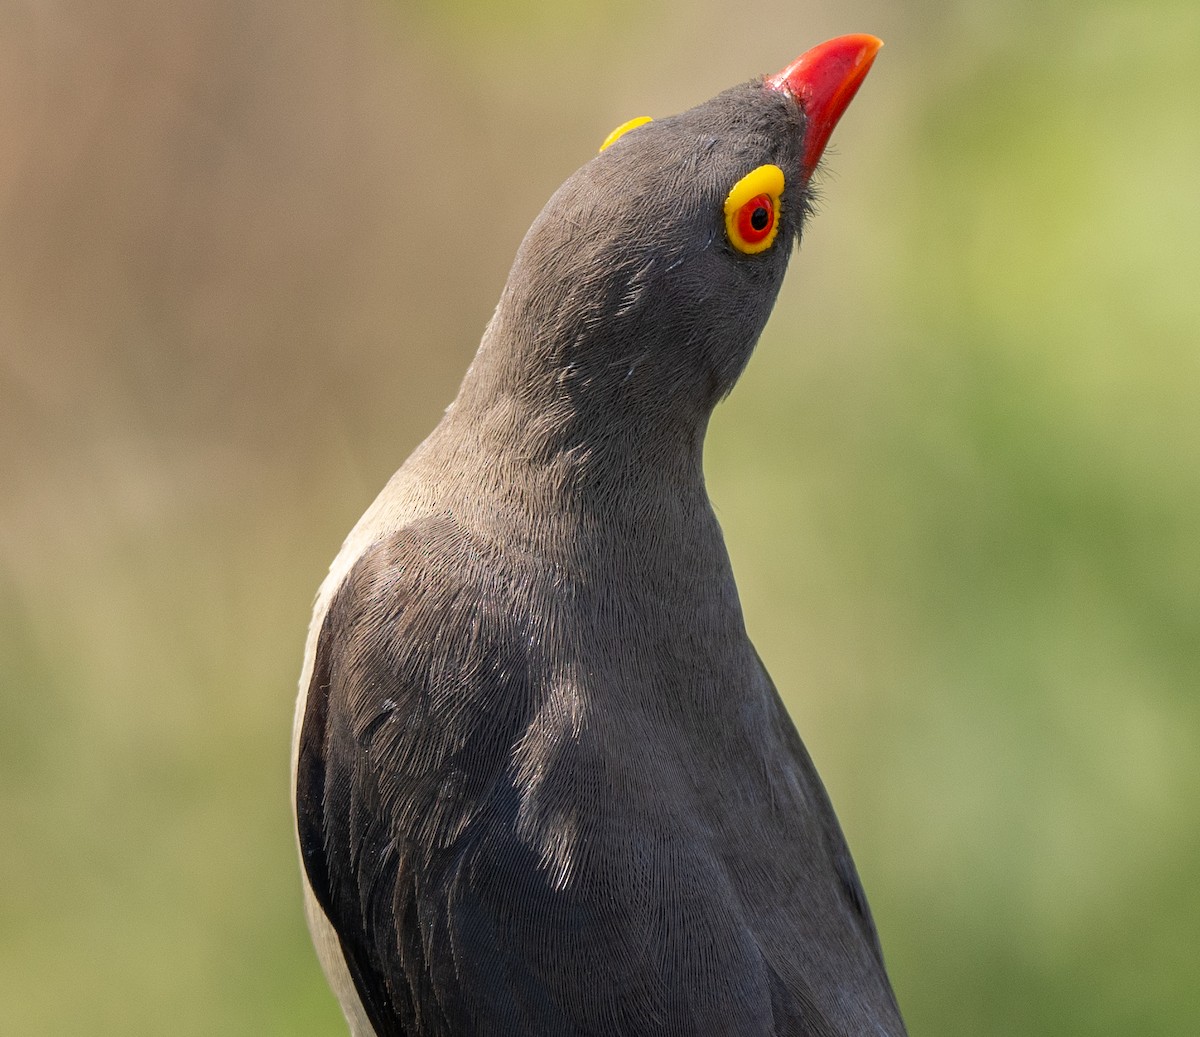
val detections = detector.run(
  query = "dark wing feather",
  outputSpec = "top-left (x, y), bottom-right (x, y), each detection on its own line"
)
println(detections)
top-left (756, 650), bottom-right (886, 957)
top-left (752, 651), bottom-right (906, 1034)
top-left (296, 516), bottom-right (550, 1036)
top-left (295, 517), bottom-right (787, 1036)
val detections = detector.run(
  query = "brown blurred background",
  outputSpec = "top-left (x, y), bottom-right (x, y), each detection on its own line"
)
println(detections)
top-left (2, 0), bottom-right (1197, 1033)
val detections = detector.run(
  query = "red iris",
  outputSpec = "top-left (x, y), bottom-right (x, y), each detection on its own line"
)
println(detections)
top-left (736, 194), bottom-right (775, 245)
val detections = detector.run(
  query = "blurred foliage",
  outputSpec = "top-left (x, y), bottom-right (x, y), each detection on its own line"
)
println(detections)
top-left (1, 0), bottom-right (1196, 1034)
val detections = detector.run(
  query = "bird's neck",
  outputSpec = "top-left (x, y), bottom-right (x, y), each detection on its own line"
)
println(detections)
top-left (415, 357), bottom-right (723, 576)
top-left (434, 401), bottom-right (710, 543)
top-left (451, 309), bottom-right (711, 473)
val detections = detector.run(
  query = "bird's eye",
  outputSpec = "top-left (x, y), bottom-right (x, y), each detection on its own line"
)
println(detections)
top-left (599, 116), bottom-right (652, 152)
top-left (724, 164), bottom-right (785, 254)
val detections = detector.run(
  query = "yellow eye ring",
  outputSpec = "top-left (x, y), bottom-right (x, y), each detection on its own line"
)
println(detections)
top-left (724, 164), bottom-right (785, 254)
top-left (599, 116), bottom-right (652, 152)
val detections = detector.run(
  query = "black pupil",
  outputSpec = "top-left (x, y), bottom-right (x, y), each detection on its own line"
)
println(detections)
top-left (750, 205), bottom-right (770, 232)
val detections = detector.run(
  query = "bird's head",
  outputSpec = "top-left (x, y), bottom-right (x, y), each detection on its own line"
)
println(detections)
top-left (460, 35), bottom-right (881, 455)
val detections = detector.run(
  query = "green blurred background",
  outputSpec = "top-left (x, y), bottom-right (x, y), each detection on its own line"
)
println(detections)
top-left (2, 0), bottom-right (1197, 1033)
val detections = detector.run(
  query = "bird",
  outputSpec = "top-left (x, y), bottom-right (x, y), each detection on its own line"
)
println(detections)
top-left (292, 34), bottom-right (905, 1037)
